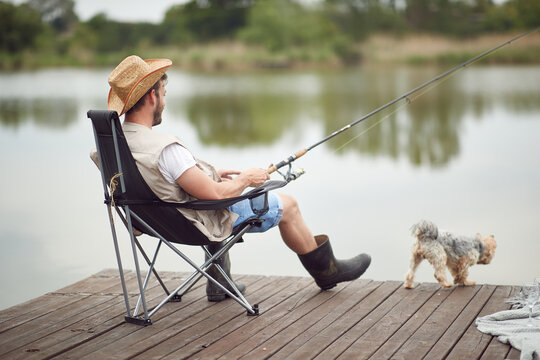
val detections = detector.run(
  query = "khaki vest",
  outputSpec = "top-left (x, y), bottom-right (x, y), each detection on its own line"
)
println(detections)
top-left (121, 122), bottom-right (238, 242)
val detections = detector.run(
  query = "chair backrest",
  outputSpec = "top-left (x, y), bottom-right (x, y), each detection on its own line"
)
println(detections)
top-left (88, 110), bottom-right (210, 246)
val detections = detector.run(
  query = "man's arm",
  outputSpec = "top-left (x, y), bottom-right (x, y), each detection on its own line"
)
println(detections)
top-left (176, 166), bottom-right (269, 200)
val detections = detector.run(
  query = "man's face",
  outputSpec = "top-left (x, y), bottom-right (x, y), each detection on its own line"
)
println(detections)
top-left (152, 82), bottom-right (166, 126)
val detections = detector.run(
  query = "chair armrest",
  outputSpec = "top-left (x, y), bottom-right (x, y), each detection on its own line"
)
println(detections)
top-left (113, 180), bottom-right (288, 210)
top-left (174, 180), bottom-right (288, 210)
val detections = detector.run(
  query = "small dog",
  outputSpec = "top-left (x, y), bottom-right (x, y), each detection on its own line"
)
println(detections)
top-left (404, 220), bottom-right (496, 289)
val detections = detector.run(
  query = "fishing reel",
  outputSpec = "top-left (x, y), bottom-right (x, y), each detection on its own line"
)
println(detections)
top-left (276, 163), bottom-right (305, 183)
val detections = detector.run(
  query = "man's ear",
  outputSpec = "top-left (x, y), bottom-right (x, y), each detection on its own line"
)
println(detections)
top-left (147, 89), bottom-right (157, 106)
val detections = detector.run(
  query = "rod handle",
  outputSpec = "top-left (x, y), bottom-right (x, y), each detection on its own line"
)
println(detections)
top-left (267, 148), bottom-right (307, 174)
top-left (268, 164), bottom-right (278, 174)
top-left (295, 148), bottom-right (307, 158)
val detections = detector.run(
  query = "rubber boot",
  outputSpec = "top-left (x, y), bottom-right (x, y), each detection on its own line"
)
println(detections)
top-left (205, 242), bottom-right (246, 302)
top-left (298, 235), bottom-right (371, 290)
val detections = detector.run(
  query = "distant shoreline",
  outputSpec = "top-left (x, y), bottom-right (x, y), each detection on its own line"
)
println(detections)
top-left (2, 32), bottom-right (539, 72)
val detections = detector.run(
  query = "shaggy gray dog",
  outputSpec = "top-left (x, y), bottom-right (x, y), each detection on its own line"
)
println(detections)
top-left (404, 220), bottom-right (497, 288)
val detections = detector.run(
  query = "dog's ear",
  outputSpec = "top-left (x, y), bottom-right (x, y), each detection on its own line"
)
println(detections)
top-left (476, 232), bottom-right (482, 239)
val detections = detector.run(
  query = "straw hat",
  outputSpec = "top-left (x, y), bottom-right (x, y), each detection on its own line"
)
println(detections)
top-left (107, 55), bottom-right (172, 116)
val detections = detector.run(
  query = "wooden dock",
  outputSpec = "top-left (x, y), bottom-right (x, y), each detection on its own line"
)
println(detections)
top-left (0, 269), bottom-right (520, 359)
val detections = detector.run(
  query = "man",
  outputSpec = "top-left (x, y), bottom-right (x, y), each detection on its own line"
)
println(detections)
top-left (104, 55), bottom-right (371, 301)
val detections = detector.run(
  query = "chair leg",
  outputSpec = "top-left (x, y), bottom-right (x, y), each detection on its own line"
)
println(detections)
top-left (107, 205), bottom-right (132, 319)
top-left (124, 206), bottom-right (151, 322)
top-left (125, 211), bottom-right (261, 322)
top-left (205, 242), bottom-right (246, 302)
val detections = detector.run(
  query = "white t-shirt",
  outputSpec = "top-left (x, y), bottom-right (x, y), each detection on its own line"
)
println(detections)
top-left (158, 143), bottom-right (197, 184)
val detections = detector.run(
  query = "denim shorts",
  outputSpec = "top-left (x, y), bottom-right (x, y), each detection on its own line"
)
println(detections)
top-left (229, 193), bottom-right (283, 233)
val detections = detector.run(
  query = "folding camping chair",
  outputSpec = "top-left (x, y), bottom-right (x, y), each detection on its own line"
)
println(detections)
top-left (88, 110), bottom-right (287, 326)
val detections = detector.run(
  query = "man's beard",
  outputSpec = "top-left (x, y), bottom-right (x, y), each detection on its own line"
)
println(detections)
top-left (152, 98), bottom-right (164, 126)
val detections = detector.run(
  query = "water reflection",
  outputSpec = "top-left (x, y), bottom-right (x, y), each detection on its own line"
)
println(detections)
top-left (1, 66), bottom-right (539, 166)
top-left (0, 98), bottom-right (78, 129)
top-left (181, 94), bottom-right (301, 146)
top-left (176, 67), bottom-right (537, 167)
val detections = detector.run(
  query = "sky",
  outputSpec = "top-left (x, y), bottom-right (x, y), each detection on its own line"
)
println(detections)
top-left (8, 0), bottom-right (187, 23)
top-left (73, 0), bottom-right (186, 23)
top-left (11, 0), bottom-right (320, 23)
top-left (9, 0), bottom-right (508, 24)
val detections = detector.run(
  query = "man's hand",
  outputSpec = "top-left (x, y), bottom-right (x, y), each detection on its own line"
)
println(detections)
top-left (179, 166), bottom-right (269, 200)
top-left (239, 168), bottom-right (270, 187)
top-left (218, 169), bottom-right (241, 181)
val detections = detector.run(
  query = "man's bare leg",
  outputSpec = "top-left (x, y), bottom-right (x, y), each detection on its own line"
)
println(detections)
top-left (278, 194), bottom-right (317, 254)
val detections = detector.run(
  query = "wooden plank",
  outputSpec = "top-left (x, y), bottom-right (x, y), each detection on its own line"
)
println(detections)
top-left (2, 271), bottom-right (191, 360)
top-left (238, 279), bottom-right (378, 360)
top-left (0, 294), bottom-right (87, 335)
top-left (391, 284), bottom-right (481, 359)
top-left (0, 271), bottom-right (150, 358)
top-left (481, 338), bottom-right (513, 360)
top-left (368, 285), bottom-right (455, 359)
top-left (480, 286), bottom-right (522, 360)
top-left (282, 280), bottom-right (401, 359)
top-left (0, 295), bottom-right (119, 357)
top-left (0, 272), bottom-right (125, 358)
top-left (153, 276), bottom-right (305, 360)
top-left (0, 294), bottom-right (81, 326)
top-left (52, 269), bottom-right (131, 295)
top-left (423, 284), bottom-right (498, 360)
top-left (311, 281), bottom-right (408, 359)
top-left (335, 282), bottom-right (441, 359)
top-left (0, 270), bottom-right (518, 360)
top-left (445, 285), bottom-right (515, 360)
top-left (0, 271), bottom-right (124, 333)
top-left (81, 275), bottom-right (271, 360)
top-left (165, 276), bottom-right (315, 360)
top-left (506, 348), bottom-right (521, 359)
top-left (55, 274), bottom-right (252, 359)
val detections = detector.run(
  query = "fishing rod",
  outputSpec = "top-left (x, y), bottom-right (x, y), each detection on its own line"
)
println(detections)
top-left (268, 27), bottom-right (539, 180)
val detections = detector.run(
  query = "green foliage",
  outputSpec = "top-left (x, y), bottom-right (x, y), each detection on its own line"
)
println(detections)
top-left (405, 0), bottom-right (484, 36)
top-left (239, 0), bottom-right (357, 63)
top-left (27, 0), bottom-right (78, 33)
top-left (163, 0), bottom-right (252, 44)
top-left (240, 0), bottom-right (304, 51)
top-left (1, 0), bottom-right (539, 70)
top-left (511, 0), bottom-right (540, 29)
top-left (80, 13), bottom-right (161, 52)
top-left (0, 1), bottom-right (44, 53)
top-left (323, 0), bottom-right (407, 41)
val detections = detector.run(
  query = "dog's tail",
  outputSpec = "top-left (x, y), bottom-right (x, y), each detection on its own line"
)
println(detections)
top-left (411, 220), bottom-right (438, 241)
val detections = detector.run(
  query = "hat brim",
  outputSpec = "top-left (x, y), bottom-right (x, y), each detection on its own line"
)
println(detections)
top-left (108, 58), bottom-right (172, 116)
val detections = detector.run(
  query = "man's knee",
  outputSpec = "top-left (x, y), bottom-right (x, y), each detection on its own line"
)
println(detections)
top-left (279, 194), bottom-right (300, 221)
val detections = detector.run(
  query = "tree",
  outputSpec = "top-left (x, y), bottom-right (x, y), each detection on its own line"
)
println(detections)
top-left (163, 0), bottom-right (253, 43)
top-left (405, 0), bottom-right (483, 36)
top-left (0, 1), bottom-right (44, 52)
top-left (511, 0), bottom-right (540, 28)
top-left (28, 0), bottom-right (78, 33)
top-left (240, 0), bottom-right (340, 50)
top-left (322, 0), bottom-right (406, 41)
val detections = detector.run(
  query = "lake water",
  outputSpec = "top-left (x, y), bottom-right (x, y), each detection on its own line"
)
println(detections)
top-left (1, 65), bottom-right (539, 310)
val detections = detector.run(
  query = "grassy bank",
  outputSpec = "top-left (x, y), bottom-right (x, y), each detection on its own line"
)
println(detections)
top-left (1, 32), bottom-right (539, 71)
top-left (359, 32), bottom-right (540, 66)
top-left (150, 31), bottom-right (540, 70)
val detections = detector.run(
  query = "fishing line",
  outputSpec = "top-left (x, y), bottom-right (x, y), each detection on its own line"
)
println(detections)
top-left (332, 32), bottom-right (524, 153)
top-left (268, 27), bottom-right (540, 180)
top-left (333, 57), bottom-right (467, 153)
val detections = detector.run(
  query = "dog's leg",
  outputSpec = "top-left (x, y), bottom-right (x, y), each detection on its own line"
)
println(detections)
top-left (448, 261), bottom-right (460, 284)
top-left (424, 247), bottom-right (452, 288)
top-left (404, 244), bottom-right (423, 289)
top-left (454, 256), bottom-right (476, 286)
